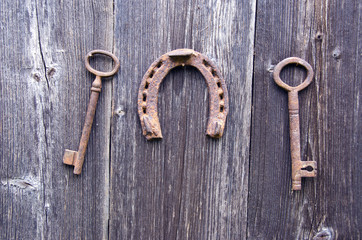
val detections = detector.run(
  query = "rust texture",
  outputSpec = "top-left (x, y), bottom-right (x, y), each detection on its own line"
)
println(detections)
top-left (137, 49), bottom-right (229, 140)
top-left (63, 50), bottom-right (120, 175)
top-left (273, 57), bottom-right (317, 190)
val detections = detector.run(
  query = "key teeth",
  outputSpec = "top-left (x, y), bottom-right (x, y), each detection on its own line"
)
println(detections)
top-left (300, 161), bottom-right (317, 178)
top-left (301, 170), bottom-right (317, 178)
top-left (63, 149), bottom-right (77, 166)
top-left (292, 181), bottom-right (302, 190)
top-left (301, 161), bottom-right (317, 168)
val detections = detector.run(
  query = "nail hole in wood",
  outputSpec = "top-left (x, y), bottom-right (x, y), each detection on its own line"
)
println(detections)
top-left (315, 32), bottom-right (323, 40)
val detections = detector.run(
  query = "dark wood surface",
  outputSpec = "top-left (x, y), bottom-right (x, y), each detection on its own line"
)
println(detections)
top-left (249, 0), bottom-right (361, 239)
top-left (110, 0), bottom-right (255, 239)
top-left (0, 0), bottom-right (114, 239)
top-left (0, 0), bottom-right (360, 240)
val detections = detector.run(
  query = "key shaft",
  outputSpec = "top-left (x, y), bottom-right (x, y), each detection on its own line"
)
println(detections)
top-left (63, 76), bottom-right (101, 174)
top-left (75, 76), bottom-right (101, 174)
top-left (288, 91), bottom-right (303, 190)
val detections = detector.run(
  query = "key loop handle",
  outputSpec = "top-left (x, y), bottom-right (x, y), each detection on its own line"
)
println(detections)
top-left (85, 50), bottom-right (120, 77)
top-left (273, 57), bottom-right (314, 92)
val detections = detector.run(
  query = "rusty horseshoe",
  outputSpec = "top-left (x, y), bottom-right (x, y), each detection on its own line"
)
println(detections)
top-left (137, 49), bottom-right (229, 140)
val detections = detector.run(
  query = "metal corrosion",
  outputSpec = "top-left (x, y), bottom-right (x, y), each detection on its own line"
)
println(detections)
top-left (137, 49), bottom-right (229, 140)
top-left (273, 57), bottom-right (317, 190)
top-left (63, 50), bottom-right (120, 175)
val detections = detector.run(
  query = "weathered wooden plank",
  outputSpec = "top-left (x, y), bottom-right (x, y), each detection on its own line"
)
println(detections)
top-left (0, 0), bottom-right (113, 239)
top-left (249, 0), bottom-right (361, 239)
top-left (110, 0), bottom-right (256, 239)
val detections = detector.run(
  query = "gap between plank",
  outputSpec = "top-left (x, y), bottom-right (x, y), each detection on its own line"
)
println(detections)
top-left (246, 0), bottom-right (258, 239)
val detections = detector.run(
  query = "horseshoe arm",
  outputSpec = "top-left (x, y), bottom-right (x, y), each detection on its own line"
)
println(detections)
top-left (138, 49), bottom-right (229, 140)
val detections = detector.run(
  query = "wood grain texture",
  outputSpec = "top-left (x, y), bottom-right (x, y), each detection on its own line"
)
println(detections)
top-left (110, 0), bottom-right (255, 239)
top-left (249, 0), bottom-right (361, 239)
top-left (1, 0), bottom-right (361, 239)
top-left (0, 0), bottom-right (114, 239)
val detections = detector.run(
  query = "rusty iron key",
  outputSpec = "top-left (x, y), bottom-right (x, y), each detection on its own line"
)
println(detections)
top-left (273, 57), bottom-right (317, 190)
top-left (63, 50), bottom-right (120, 175)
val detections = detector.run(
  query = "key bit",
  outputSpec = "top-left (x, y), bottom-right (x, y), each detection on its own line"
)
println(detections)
top-left (63, 50), bottom-right (120, 175)
top-left (273, 57), bottom-right (317, 190)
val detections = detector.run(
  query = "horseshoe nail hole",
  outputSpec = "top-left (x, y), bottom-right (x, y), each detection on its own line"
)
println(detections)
top-left (149, 71), bottom-right (154, 78)
top-left (220, 105), bottom-right (224, 112)
top-left (156, 61), bottom-right (162, 68)
top-left (143, 107), bottom-right (147, 114)
top-left (203, 59), bottom-right (210, 67)
top-left (145, 82), bottom-right (149, 89)
top-left (143, 93), bottom-right (147, 101)
top-left (219, 93), bottom-right (224, 100)
top-left (217, 82), bottom-right (221, 88)
top-left (212, 69), bottom-right (217, 77)
top-left (302, 166), bottom-right (314, 172)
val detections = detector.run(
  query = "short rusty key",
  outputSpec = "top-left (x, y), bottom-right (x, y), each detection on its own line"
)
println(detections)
top-left (273, 57), bottom-right (317, 190)
top-left (63, 50), bottom-right (120, 175)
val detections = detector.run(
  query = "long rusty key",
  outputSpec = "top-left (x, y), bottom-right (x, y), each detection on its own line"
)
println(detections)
top-left (63, 50), bottom-right (120, 175)
top-left (273, 57), bottom-right (317, 190)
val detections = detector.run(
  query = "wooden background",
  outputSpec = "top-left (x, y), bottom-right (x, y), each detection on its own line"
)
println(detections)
top-left (0, 0), bottom-right (360, 239)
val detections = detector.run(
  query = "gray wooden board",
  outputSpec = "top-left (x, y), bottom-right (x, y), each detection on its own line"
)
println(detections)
top-left (1, 0), bottom-right (361, 239)
top-left (110, 0), bottom-right (255, 239)
top-left (249, 0), bottom-right (361, 239)
top-left (0, 0), bottom-right (113, 239)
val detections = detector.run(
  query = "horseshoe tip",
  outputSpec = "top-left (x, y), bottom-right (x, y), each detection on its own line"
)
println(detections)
top-left (142, 115), bottom-right (162, 140)
top-left (214, 122), bottom-right (222, 135)
top-left (207, 121), bottom-right (224, 138)
top-left (145, 135), bottom-right (163, 140)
